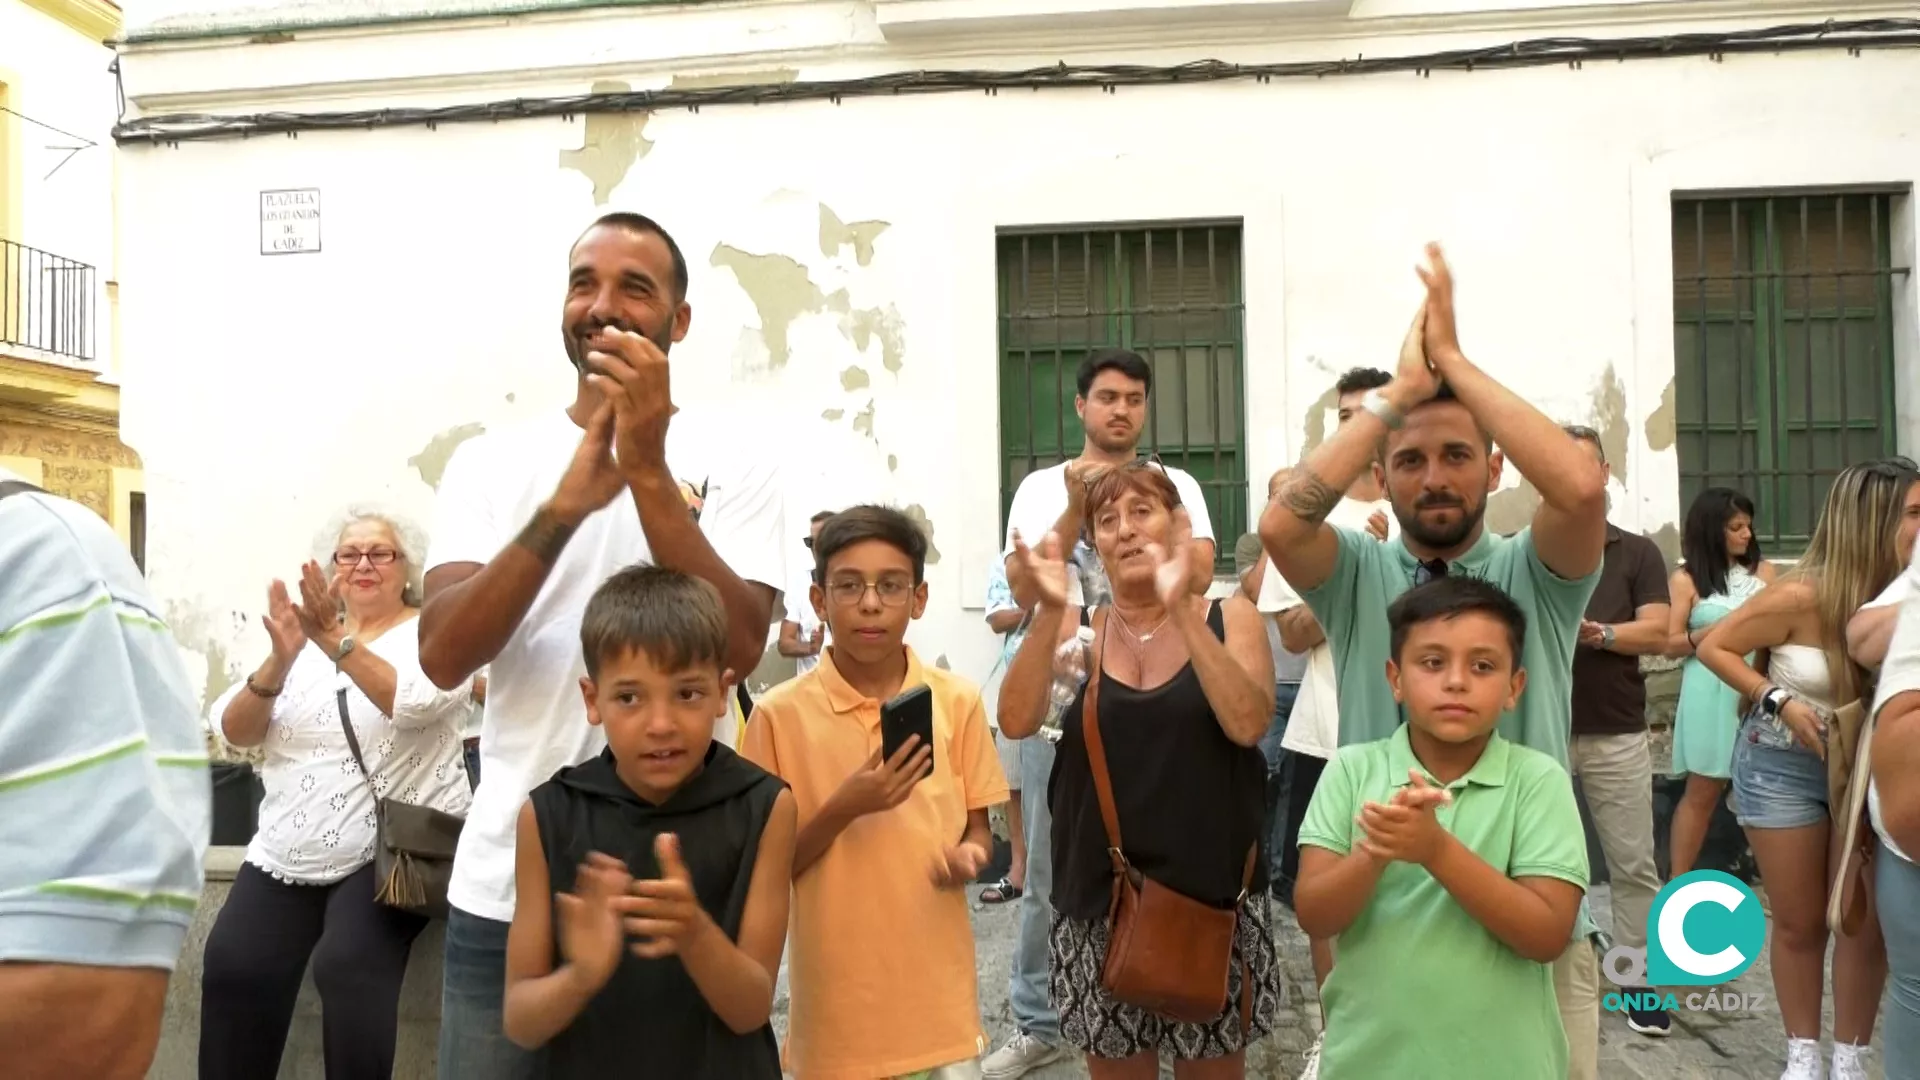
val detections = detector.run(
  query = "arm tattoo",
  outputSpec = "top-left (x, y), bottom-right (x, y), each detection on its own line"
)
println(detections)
top-left (1275, 467), bottom-right (1344, 526)
top-left (514, 508), bottom-right (578, 566)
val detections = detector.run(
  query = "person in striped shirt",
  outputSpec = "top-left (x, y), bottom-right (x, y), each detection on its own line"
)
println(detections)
top-left (0, 469), bottom-right (211, 1080)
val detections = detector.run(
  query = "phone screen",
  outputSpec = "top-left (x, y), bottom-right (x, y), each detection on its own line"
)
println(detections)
top-left (880, 685), bottom-right (935, 771)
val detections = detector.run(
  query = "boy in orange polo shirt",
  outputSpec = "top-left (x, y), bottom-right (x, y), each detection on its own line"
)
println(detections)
top-left (742, 505), bottom-right (1008, 1080)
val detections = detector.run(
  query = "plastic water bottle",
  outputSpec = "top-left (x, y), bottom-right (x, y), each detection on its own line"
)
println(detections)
top-left (1041, 626), bottom-right (1097, 742)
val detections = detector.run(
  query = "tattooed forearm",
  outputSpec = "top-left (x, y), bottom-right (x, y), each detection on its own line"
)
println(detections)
top-left (1274, 467), bottom-right (1344, 526)
top-left (514, 508), bottom-right (578, 566)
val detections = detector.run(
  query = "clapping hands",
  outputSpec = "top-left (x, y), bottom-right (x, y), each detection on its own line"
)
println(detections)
top-left (1357, 770), bottom-right (1454, 867)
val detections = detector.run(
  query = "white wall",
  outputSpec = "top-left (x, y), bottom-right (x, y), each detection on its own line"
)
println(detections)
top-left (112, 0), bottom-right (1920, 702)
top-left (1, 1), bottom-right (117, 368)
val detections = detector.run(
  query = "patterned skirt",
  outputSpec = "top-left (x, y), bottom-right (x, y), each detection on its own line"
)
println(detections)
top-left (1048, 894), bottom-right (1283, 1061)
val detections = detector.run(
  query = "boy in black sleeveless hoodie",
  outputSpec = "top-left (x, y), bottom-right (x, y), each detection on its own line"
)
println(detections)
top-left (502, 565), bottom-right (796, 1077)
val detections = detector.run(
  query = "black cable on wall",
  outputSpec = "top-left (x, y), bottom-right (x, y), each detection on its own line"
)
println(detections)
top-left (113, 18), bottom-right (1920, 146)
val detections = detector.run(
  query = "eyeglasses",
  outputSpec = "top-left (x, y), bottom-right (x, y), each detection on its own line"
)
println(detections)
top-left (334, 548), bottom-right (399, 567)
top-left (824, 577), bottom-right (915, 607)
top-left (802, 537), bottom-right (814, 550)
top-left (1412, 558), bottom-right (1449, 587)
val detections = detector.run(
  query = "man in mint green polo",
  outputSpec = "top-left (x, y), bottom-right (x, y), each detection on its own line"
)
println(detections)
top-left (1260, 245), bottom-right (1609, 1078)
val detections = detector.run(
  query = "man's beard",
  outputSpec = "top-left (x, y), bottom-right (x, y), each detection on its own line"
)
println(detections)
top-left (1087, 423), bottom-right (1137, 455)
top-left (1394, 494), bottom-right (1486, 550)
top-left (564, 320), bottom-right (672, 372)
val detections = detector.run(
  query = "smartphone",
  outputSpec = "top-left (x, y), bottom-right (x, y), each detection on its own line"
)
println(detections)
top-left (880, 684), bottom-right (935, 774)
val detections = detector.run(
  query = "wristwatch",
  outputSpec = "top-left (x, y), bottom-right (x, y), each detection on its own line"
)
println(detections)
top-left (331, 635), bottom-right (357, 665)
top-left (1599, 625), bottom-right (1617, 649)
top-left (1758, 685), bottom-right (1790, 719)
top-left (1360, 388), bottom-right (1405, 431)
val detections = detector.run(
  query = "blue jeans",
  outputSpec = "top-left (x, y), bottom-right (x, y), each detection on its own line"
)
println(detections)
top-left (438, 906), bottom-right (543, 1080)
top-left (1879, 841), bottom-right (1920, 1080)
top-left (1011, 736), bottom-right (1060, 1043)
top-left (1258, 684), bottom-right (1302, 893)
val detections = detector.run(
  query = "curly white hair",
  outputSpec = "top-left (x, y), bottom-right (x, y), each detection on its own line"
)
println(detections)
top-left (312, 503), bottom-right (432, 608)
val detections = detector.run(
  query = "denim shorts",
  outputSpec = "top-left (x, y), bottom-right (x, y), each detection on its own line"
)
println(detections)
top-left (1731, 715), bottom-right (1829, 830)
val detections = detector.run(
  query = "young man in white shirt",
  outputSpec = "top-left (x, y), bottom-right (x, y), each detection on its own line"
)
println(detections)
top-left (778, 510), bottom-right (835, 678)
top-left (984, 347), bottom-right (1216, 1079)
top-left (418, 212), bottom-right (784, 1080)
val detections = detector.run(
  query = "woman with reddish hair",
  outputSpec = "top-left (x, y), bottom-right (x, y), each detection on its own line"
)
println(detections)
top-left (1001, 464), bottom-right (1280, 1079)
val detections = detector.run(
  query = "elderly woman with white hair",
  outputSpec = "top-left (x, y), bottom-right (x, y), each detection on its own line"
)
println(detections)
top-left (202, 504), bottom-right (473, 1080)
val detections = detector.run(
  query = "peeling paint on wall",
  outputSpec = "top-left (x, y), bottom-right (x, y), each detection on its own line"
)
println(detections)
top-left (887, 454), bottom-right (898, 472)
top-left (821, 408), bottom-right (845, 422)
top-left (1297, 384), bottom-right (1341, 458)
top-left (852, 399), bottom-right (876, 439)
top-left (839, 366), bottom-right (870, 391)
top-left (558, 81), bottom-right (653, 206)
top-left (669, 68), bottom-right (799, 91)
top-left (1645, 377), bottom-right (1677, 453)
top-left (819, 204), bottom-right (890, 267)
top-left (1645, 522), bottom-right (1682, 567)
top-left (934, 654), bottom-right (951, 671)
top-left (1484, 476), bottom-right (1542, 537)
top-left (840, 304), bottom-right (907, 374)
top-left (506, 392), bottom-right (517, 404)
top-left (902, 503), bottom-right (942, 564)
top-left (1591, 363), bottom-right (1631, 484)
top-left (408, 422), bottom-right (486, 491)
top-left (165, 599), bottom-right (243, 715)
top-left (710, 245), bottom-right (827, 369)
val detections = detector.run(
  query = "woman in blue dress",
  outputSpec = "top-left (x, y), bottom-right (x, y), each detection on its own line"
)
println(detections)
top-left (1666, 486), bottom-right (1773, 878)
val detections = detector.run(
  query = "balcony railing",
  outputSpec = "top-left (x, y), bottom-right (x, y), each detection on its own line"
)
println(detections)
top-left (1, 239), bottom-right (96, 363)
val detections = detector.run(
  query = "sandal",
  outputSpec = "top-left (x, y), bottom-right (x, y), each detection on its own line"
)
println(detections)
top-left (979, 878), bottom-right (1024, 904)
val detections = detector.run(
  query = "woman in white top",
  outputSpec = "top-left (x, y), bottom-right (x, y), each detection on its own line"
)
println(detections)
top-left (201, 505), bottom-right (473, 1080)
top-left (1698, 460), bottom-right (1920, 1080)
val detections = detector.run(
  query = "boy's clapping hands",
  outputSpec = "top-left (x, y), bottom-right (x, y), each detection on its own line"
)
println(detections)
top-left (619, 833), bottom-right (718, 959)
top-left (555, 852), bottom-right (634, 993)
top-left (1356, 770), bottom-right (1454, 867)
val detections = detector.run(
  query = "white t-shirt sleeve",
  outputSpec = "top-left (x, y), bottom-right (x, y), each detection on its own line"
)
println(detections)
top-left (1865, 570), bottom-right (1915, 612)
top-left (704, 455), bottom-right (786, 590)
top-left (1003, 468), bottom-right (1066, 557)
top-left (1871, 548), bottom-right (1920, 719)
top-left (426, 436), bottom-right (499, 572)
top-left (1256, 557), bottom-right (1304, 615)
top-left (1168, 468), bottom-right (1215, 541)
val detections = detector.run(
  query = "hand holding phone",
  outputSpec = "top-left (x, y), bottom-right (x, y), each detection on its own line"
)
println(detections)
top-left (832, 738), bottom-right (932, 819)
top-left (881, 685), bottom-right (934, 765)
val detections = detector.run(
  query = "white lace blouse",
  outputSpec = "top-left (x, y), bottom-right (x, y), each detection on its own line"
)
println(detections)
top-left (230, 616), bottom-right (473, 885)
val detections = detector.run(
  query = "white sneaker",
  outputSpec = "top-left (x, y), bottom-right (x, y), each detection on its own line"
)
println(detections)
top-left (1831, 1042), bottom-right (1873, 1080)
top-left (981, 1032), bottom-right (1066, 1080)
top-left (1782, 1038), bottom-right (1825, 1080)
top-left (1299, 1033), bottom-right (1323, 1080)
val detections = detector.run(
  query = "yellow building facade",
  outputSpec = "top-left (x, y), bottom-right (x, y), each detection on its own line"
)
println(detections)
top-left (1, 0), bottom-right (142, 562)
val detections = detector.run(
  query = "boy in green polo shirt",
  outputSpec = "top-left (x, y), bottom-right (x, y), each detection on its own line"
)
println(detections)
top-left (1295, 576), bottom-right (1588, 1079)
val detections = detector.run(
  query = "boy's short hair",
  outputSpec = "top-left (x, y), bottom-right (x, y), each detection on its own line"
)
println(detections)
top-left (1386, 576), bottom-right (1527, 667)
top-left (580, 564), bottom-right (729, 679)
top-left (811, 505), bottom-right (929, 584)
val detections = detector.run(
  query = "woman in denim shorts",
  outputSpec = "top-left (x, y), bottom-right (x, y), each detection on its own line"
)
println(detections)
top-left (1699, 460), bottom-right (1920, 1080)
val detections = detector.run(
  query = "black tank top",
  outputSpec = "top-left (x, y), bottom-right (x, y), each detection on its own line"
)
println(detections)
top-left (1048, 602), bottom-right (1269, 922)
top-left (530, 743), bottom-right (786, 1078)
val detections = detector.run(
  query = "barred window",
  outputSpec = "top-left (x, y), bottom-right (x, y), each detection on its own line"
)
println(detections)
top-left (996, 222), bottom-right (1247, 572)
top-left (1672, 191), bottom-right (1907, 552)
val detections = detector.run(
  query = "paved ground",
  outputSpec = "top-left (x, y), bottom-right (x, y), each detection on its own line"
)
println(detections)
top-left (770, 882), bottom-right (1887, 1079)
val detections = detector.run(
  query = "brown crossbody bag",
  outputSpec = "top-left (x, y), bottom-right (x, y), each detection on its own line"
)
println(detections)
top-left (1081, 611), bottom-right (1256, 1027)
top-left (338, 689), bottom-right (465, 919)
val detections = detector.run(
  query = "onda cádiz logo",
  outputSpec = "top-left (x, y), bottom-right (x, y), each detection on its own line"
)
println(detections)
top-left (1602, 870), bottom-right (1770, 1015)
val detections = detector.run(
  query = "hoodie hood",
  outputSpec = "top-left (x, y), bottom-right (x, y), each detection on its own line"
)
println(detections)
top-left (555, 741), bottom-right (766, 815)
